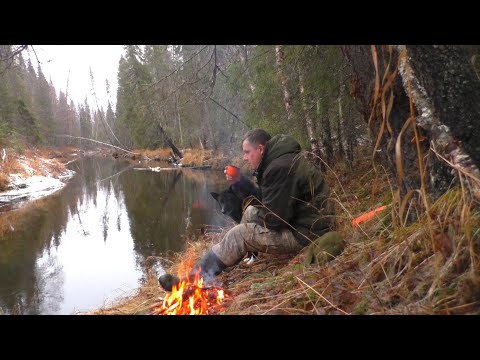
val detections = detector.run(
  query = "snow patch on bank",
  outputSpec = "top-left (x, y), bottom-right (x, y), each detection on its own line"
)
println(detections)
top-left (0, 169), bottom-right (76, 204)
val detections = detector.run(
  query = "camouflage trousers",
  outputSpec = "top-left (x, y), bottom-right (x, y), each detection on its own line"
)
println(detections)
top-left (212, 206), bottom-right (304, 267)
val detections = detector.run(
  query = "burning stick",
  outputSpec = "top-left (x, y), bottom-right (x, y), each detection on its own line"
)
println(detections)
top-left (153, 276), bottom-right (227, 315)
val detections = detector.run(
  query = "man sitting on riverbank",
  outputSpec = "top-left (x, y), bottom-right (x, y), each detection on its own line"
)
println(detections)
top-left (159, 128), bottom-right (338, 291)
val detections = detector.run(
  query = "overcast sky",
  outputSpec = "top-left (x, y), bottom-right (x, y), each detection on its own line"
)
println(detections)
top-left (28, 45), bottom-right (125, 111)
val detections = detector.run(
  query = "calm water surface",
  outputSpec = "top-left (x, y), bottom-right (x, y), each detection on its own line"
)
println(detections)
top-left (0, 157), bottom-right (232, 314)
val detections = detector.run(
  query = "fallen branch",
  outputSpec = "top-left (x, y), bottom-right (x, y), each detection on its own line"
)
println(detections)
top-left (55, 135), bottom-right (140, 156)
top-left (134, 167), bottom-right (181, 172)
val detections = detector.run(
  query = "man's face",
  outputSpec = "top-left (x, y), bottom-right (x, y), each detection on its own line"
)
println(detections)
top-left (242, 139), bottom-right (264, 170)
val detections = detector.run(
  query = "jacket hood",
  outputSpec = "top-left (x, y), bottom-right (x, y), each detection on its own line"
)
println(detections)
top-left (257, 135), bottom-right (301, 175)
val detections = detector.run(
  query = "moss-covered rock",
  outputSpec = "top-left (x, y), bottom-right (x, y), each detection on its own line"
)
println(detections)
top-left (303, 231), bottom-right (346, 265)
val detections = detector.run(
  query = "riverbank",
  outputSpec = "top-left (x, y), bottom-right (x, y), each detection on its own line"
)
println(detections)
top-left (0, 147), bottom-right (80, 213)
top-left (0, 146), bottom-right (236, 240)
top-left (0, 146), bottom-right (237, 212)
top-left (2, 144), bottom-right (478, 315)
top-left (90, 146), bottom-right (480, 315)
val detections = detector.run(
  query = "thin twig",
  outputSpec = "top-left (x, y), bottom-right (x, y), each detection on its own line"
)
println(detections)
top-left (296, 276), bottom-right (349, 315)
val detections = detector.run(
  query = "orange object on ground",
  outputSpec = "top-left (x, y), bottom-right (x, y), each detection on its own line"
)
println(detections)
top-left (352, 205), bottom-right (388, 227)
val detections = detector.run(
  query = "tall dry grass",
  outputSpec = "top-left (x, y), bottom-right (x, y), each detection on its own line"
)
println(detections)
top-left (93, 141), bottom-right (480, 315)
top-left (5, 143), bottom-right (475, 315)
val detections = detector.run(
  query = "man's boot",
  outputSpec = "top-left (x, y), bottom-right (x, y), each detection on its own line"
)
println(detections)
top-left (158, 250), bottom-right (227, 292)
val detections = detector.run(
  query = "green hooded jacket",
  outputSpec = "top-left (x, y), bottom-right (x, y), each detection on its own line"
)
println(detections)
top-left (254, 134), bottom-right (335, 247)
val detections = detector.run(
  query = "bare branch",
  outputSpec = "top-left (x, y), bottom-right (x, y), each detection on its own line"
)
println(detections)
top-left (209, 97), bottom-right (245, 125)
top-left (147, 45), bottom-right (209, 89)
top-left (55, 135), bottom-right (139, 155)
top-left (0, 45), bottom-right (29, 74)
top-left (0, 45), bottom-right (28, 63)
top-left (89, 68), bottom-right (126, 148)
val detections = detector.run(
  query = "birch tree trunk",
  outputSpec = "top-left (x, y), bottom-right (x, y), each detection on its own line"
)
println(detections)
top-left (316, 96), bottom-right (334, 169)
top-left (341, 45), bottom-right (433, 200)
top-left (175, 92), bottom-right (183, 148)
top-left (337, 94), bottom-right (346, 160)
top-left (341, 45), bottom-right (480, 202)
top-left (323, 106), bottom-right (334, 163)
top-left (275, 45), bottom-right (294, 122)
top-left (399, 45), bottom-right (480, 201)
top-left (238, 45), bottom-right (256, 94)
top-left (298, 67), bottom-right (320, 158)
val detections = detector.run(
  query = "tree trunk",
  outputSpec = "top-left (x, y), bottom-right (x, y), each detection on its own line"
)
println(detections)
top-left (157, 122), bottom-right (183, 160)
top-left (341, 45), bottom-right (480, 203)
top-left (337, 94), bottom-right (345, 160)
top-left (340, 45), bottom-right (440, 201)
top-left (238, 45), bottom-right (256, 94)
top-left (175, 93), bottom-right (184, 148)
top-left (203, 101), bottom-right (217, 150)
top-left (275, 45), bottom-right (294, 122)
top-left (404, 45), bottom-right (480, 169)
top-left (399, 45), bottom-right (480, 200)
top-left (316, 97), bottom-right (333, 167)
top-left (298, 66), bottom-right (320, 161)
top-left (345, 99), bottom-right (357, 167)
top-left (238, 45), bottom-right (269, 127)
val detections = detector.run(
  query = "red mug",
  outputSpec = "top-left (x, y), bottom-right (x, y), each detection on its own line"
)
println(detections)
top-left (225, 165), bottom-right (240, 178)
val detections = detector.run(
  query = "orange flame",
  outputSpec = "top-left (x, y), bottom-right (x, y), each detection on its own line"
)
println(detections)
top-left (153, 256), bottom-right (227, 315)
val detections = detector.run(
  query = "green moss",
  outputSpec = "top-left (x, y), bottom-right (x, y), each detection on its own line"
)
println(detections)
top-left (352, 298), bottom-right (370, 315)
top-left (250, 283), bottom-right (261, 291)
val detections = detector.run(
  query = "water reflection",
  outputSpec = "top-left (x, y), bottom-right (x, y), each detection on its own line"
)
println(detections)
top-left (0, 157), bottom-right (231, 314)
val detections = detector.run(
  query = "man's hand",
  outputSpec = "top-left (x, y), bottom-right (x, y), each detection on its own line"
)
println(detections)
top-left (224, 168), bottom-right (233, 182)
top-left (225, 165), bottom-right (241, 183)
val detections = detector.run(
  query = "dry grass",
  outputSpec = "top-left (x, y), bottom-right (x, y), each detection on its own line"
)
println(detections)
top-left (89, 231), bottom-right (220, 315)
top-left (0, 155), bottom-right (24, 176)
top-left (3, 143), bottom-right (478, 315)
top-left (127, 147), bottom-right (236, 171)
top-left (0, 146), bottom-right (78, 239)
top-left (0, 172), bottom-right (9, 192)
top-left (128, 147), bottom-right (248, 173)
top-left (89, 274), bottom-right (164, 315)
top-left (216, 187), bottom-right (479, 315)
top-left (139, 148), bottom-right (172, 159)
top-left (179, 148), bottom-right (229, 169)
top-left (0, 146), bottom-right (79, 182)
top-left (95, 143), bottom-right (480, 315)
top-left (0, 206), bottom-right (23, 236)
top-left (0, 197), bottom-right (54, 239)
top-left (28, 147), bottom-right (79, 177)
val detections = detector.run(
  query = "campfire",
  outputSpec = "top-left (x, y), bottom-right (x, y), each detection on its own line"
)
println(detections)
top-left (152, 260), bottom-right (227, 315)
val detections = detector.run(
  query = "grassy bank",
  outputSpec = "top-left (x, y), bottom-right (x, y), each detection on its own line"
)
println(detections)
top-left (2, 144), bottom-right (478, 314)
top-left (90, 145), bottom-right (480, 315)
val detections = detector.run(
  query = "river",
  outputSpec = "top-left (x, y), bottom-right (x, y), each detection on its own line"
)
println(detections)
top-left (0, 157), bottom-right (232, 314)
